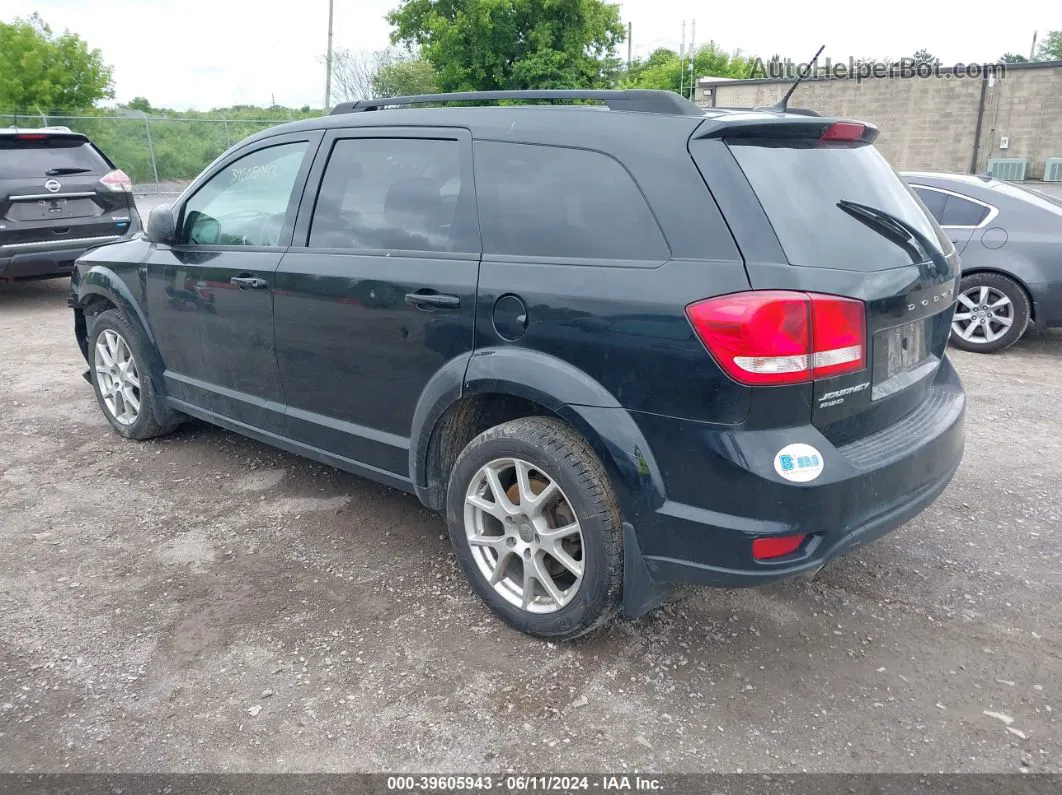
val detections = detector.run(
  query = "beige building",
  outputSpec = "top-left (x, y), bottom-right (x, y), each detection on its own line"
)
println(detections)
top-left (696, 61), bottom-right (1062, 180)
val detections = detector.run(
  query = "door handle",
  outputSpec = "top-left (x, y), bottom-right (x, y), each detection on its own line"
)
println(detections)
top-left (230, 275), bottom-right (268, 290)
top-left (405, 291), bottom-right (460, 309)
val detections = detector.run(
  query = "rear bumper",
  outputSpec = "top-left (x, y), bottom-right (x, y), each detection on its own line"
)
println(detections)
top-left (0, 237), bottom-right (127, 280)
top-left (624, 356), bottom-right (965, 601)
top-left (1028, 281), bottom-right (1062, 330)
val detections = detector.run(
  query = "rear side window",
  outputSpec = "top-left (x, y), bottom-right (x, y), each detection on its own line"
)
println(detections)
top-left (309, 137), bottom-right (473, 253)
top-left (474, 141), bottom-right (667, 262)
top-left (729, 142), bottom-right (951, 270)
top-left (0, 136), bottom-right (110, 179)
top-left (940, 195), bottom-right (990, 226)
top-left (912, 187), bottom-right (947, 222)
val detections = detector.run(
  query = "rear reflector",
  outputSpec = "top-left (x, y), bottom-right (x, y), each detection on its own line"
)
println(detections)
top-left (686, 291), bottom-right (866, 386)
top-left (820, 122), bottom-right (866, 142)
top-left (100, 169), bottom-right (133, 192)
top-left (752, 534), bottom-right (806, 560)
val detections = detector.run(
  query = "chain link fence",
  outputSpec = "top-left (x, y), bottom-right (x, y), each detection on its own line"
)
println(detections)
top-left (1, 109), bottom-right (316, 196)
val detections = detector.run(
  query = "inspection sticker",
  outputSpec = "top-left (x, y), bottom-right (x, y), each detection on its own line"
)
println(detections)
top-left (773, 443), bottom-right (825, 483)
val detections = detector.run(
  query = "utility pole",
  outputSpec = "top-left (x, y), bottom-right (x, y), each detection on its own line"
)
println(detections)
top-left (688, 19), bottom-right (696, 100)
top-left (324, 0), bottom-right (334, 111)
top-left (679, 20), bottom-right (686, 97)
top-left (627, 21), bottom-right (632, 68)
top-left (1030, 30), bottom-right (1038, 60)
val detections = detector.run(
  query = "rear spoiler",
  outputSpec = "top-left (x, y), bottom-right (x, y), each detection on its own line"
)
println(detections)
top-left (694, 115), bottom-right (879, 144)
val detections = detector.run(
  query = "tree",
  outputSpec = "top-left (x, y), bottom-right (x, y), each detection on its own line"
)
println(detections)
top-left (1033, 30), bottom-right (1062, 61)
top-left (910, 48), bottom-right (935, 64)
top-left (126, 96), bottom-right (152, 112)
top-left (999, 52), bottom-right (1029, 63)
top-left (328, 49), bottom-right (391, 102)
top-left (0, 13), bottom-right (113, 111)
top-left (372, 58), bottom-right (439, 97)
top-left (624, 43), bottom-right (755, 95)
top-left (387, 0), bottom-right (626, 91)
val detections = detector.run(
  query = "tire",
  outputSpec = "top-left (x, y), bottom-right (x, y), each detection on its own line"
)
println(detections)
top-left (87, 309), bottom-right (181, 440)
top-left (950, 272), bottom-right (1030, 353)
top-left (446, 417), bottom-right (623, 640)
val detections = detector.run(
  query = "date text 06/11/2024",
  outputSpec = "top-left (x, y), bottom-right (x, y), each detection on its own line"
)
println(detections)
top-left (385, 774), bottom-right (664, 791)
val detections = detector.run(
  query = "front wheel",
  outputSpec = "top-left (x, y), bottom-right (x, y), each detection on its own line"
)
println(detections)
top-left (446, 417), bottom-right (623, 640)
top-left (88, 309), bottom-right (181, 440)
top-left (950, 273), bottom-right (1030, 353)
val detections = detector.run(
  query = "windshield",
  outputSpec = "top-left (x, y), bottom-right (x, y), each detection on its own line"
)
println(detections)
top-left (729, 141), bottom-right (953, 271)
top-left (0, 137), bottom-right (109, 179)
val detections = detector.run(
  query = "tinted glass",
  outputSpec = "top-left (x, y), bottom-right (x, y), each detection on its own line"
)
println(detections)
top-left (309, 138), bottom-right (471, 253)
top-left (181, 141), bottom-right (307, 247)
top-left (729, 142), bottom-right (951, 270)
top-left (0, 137), bottom-right (109, 179)
top-left (990, 180), bottom-right (1062, 216)
top-left (913, 187), bottom-right (947, 222)
top-left (474, 141), bottom-right (666, 261)
top-left (940, 195), bottom-right (990, 226)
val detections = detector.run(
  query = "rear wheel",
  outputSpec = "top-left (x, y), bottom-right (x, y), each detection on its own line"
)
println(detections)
top-left (950, 272), bottom-right (1029, 353)
top-left (446, 417), bottom-right (623, 640)
top-left (88, 309), bottom-right (181, 440)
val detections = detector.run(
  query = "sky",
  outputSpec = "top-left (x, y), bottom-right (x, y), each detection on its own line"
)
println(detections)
top-left (7, 0), bottom-right (1058, 111)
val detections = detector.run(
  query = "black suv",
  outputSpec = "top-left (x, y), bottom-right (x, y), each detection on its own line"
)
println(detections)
top-left (68, 90), bottom-right (965, 639)
top-left (1, 127), bottom-right (139, 282)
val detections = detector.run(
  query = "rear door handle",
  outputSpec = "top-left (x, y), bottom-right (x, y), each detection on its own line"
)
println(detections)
top-left (231, 275), bottom-right (268, 290)
top-left (405, 292), bottom-right (460, 309)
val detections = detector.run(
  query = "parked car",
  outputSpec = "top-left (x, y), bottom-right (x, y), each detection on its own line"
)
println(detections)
top-left (903, 171), bottom-right (1062, 352)
top-left (0, 127), bottom-right (140, 283)
top-left (69, 90), bottom-right (965, 639)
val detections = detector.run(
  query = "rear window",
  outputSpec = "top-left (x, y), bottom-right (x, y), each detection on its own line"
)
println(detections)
top-left (988, 180), bottom-right (1062, 216)
top-left (729, 142), bottom-right (951, 270)
top-left (0, 136), bottom-right (110, 179)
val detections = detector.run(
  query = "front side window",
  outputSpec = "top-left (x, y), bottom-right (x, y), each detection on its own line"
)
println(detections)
top-left (181, 141), bottom-right (308, 247)
top-left (308, 137), bottom-right (470, 253)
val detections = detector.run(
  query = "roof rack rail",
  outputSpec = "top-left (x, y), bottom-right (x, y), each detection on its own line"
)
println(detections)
top-left (330, 89), bottom-right (704, 117)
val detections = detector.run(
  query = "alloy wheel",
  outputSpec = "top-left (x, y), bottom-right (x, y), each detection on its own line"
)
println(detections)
top-left (463, 457), bottom-right (585, 614)
top-left (952, 285), bottom-right (1014, 345)
top-left (94, 329), bottom-right (141, 425)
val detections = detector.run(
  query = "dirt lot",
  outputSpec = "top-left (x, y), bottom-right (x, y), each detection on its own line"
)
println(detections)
top-left (1, 278), bottom-right (1059, 774)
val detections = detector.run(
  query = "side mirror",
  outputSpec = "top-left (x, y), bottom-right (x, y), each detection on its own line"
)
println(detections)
top-left (146, 203), bottom-right (177, 245)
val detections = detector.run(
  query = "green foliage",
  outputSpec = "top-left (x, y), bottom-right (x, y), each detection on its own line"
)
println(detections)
top-left (623, 43), bottom-right (755, 93)
top-left (0, 105), bottom-right (320, 184)
top-left (0, 13), bottom-right (113, 111)
top-left (127, 96), bottom-right (152, 112)
top-left (372, 58), bottom-right (439, 97)
top-left (999, 52), bottom-right (1028, 63)
top-left (1033, 30), bottom-right (1062, 61)
top-left (387, 0), bottom-right (626, 91)
top-left (910, 48), bottom-right (935, 64)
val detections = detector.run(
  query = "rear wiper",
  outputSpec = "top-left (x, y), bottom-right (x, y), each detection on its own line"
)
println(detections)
top-left (44, 167), bottom-right (92, 176)
top-left (836, 199), bottom-right (946, 272)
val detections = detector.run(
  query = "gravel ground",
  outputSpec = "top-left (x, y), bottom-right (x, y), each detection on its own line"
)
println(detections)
top-left (0, 278), bottom-right (1059, 774)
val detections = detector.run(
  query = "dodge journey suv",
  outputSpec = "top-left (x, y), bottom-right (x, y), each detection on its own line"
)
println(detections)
top-left (68, 90), bottom-right (965, 639)
top-left (1, 127), bottom-right (139, 282)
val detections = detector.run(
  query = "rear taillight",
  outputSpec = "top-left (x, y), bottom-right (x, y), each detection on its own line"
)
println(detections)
top-left (686, 291), bottom-right (866, 386)
top-left (99, 169), bottom-right (132, 192)
top-left (16, 133), bottom-right (48, 140)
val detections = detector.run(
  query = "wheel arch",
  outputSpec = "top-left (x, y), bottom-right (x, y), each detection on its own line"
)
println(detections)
top-left (76, 266), bottom-right (166, 386)
top-left (409, 348), bottom-right (667, 522)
